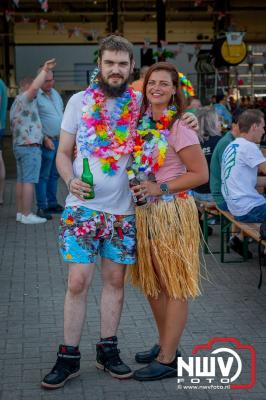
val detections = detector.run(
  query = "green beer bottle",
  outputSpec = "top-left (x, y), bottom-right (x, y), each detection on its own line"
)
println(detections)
top-left (81, 158), bottom-right (95, 199)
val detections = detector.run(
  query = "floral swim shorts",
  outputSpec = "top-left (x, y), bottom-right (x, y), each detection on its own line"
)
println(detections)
top-left (59, 206), bottom-right (136, 265)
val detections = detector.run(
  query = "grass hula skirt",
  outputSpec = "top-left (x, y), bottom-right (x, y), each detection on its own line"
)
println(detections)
top-left (131, 194), bottom-right (200, 300)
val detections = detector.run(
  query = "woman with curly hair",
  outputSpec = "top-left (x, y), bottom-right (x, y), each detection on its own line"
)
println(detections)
top-left (129, 62), bottom-right (208, 381)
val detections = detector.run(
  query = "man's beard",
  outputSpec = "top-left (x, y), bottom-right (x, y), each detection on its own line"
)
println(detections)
top-left (98, 73), bottom-right (129, 98)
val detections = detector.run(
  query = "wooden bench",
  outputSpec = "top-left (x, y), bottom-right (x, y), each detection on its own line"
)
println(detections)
top-left (218, 209), bottom-right (266, 262)
top-left (194, 200), bottom-right (220, 254)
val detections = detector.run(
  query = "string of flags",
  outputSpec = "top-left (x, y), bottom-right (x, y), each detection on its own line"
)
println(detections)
top-left (5, 0), bottom-right (50, 22)
top-left (4, 1), bottom-right (101, 40)
top-left (3, 9), bottom-right (100, 39)
top-left (34, 21), bottom-right (100, 40)
top-left (12, 0), bottom-right (49, 12)
top-left (8, 1), bottom-right (229, 21)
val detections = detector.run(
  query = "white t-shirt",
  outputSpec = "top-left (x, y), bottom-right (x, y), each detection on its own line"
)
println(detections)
top-left (61, 90), bottom-right (141, 215)
top-left (221, 137), bottom-right (266, 216)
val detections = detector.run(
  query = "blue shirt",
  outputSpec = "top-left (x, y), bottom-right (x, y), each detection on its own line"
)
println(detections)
top-left (214, 103), bottom-right (232, 126)
top-left (0, 79), bottom-right (8, 129)
top-left (37, 88), bottom-right (63, 138)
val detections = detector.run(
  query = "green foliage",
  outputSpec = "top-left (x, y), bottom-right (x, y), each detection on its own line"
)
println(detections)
top-left (153, 49), bottom-right (175, 61)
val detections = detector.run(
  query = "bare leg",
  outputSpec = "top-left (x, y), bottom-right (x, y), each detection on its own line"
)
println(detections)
top-left (149, 246), bottom-right (188, 363)
top-left (146, 246), bottom-right (168, 343)
top-left (100, 258), bottom-right (126, 338)
top-left (64, 262), bottom-right (95, 346)
top-left (16, 182), bottom-right (23, 213)
top-left (0, 152), bottom-right (5, 203)
top-left (147, 292), bottom-right (167, 341)
top-left (21, 183), bottom-right (34, 215)
top-left (157, 297), bottom-right (188, 363)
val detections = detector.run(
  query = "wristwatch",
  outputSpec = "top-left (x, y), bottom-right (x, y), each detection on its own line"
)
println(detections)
top-left (160, 183), bottom-right (169, 194)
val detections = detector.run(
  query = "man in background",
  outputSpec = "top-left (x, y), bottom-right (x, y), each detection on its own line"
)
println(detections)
top-left (0, 77), bottom-right (8, 205)
top-left (36, 66), bottom-right (64, 219)
top-left (222, 109), bottom-right (266, 223)
top-left (214, 93), bottom-right (232, 128)
top-left (130, 65), bottom-right (149, 92)
top-left (11, 59), bottom-right (56, 224)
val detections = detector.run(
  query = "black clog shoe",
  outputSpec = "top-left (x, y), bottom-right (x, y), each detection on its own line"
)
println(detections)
top-left (133, 360), bottom-right (177, 381)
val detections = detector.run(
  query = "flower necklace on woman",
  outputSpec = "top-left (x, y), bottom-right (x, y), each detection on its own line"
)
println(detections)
top-left (131, 106), bottom-right (177, 176)
top-left (79, 81), bottom-right (140, 176)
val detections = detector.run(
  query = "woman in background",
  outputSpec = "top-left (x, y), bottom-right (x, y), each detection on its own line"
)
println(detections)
top-left (193, 106), bottom-right (221, 203)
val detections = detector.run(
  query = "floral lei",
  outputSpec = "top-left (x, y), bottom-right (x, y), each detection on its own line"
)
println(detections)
top-left (131, 106), bottom-right (177, 175)
top-left (80, 82), bottom-right (139, 175)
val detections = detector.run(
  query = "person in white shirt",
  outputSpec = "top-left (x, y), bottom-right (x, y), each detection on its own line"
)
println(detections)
top-left (41, 35), bottom-right (139, 390)
top-left (222, 109), bottom-right (266, 222)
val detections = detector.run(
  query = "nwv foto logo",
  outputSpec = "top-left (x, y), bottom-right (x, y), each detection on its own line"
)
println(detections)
top-left (177, 337), bottom-right (256, 390)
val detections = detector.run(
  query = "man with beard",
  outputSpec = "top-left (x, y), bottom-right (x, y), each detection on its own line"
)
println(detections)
top-left (41, 35), bottom-right (139, 389)
top-left (41, 35), bottom-right (197, 389)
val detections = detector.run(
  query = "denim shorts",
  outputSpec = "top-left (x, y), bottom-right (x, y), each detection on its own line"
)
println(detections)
top-left (59, 206), bottom-right (136, 265)
top-left (13, 145), bottom-right (42, 183)
top-left (234, 203), bottom-right (266, 223)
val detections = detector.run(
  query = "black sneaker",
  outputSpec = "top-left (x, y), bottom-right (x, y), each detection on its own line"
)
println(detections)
top-left (96, 336), bottom-right (133, 379)
top-left (41, 345), bottom-right (81, 389)
top-left (229, 236), bottom-right (253, 259)
top-left (135, 344), bottom-right (181, 364)
top-left (37, 208), bottom-right (53, 220)
top-left (46, 204), bottom-right (64, 214)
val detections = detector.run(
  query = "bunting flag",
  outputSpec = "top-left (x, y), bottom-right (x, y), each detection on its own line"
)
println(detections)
top-left (91, 29), bottom-right (99, 40)
top-left (178, 72), bottom-right (195, 97)
top-left (194, 0), bottom-right (203, 6)
top-left (38, 18), bottom-right (48, 31)
top-left (143, 37), bottom-right (151, 48)
top-left (22, 16), bottom-right (30, 23)
top-left (68, 28), bottom-right (75, 38)
top-left (218, 11), bottom-right (226, 20)
top-left (38, 0), bottom-right (49, 12)
top-left (160, 40), bottom-right (168, 49)
top-left (5, 10), bottom-right (13, 22)
top-left (53, 22), bottom-right (65, 34)
top-left (74, 27), bottom-right (81, 37)
top-left (68, 27), bottom-right (81, 38)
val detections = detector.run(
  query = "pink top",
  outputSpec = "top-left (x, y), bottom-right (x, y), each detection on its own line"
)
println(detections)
top-left (154, 120), bottom-right (200, 184)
